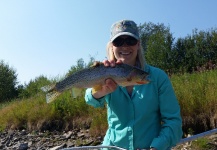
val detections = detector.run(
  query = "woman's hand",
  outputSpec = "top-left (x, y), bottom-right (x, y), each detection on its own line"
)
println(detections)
top-left (91, 59), bottom-right (122, 99)
top-left (103, 59), bottom-right (122, 67)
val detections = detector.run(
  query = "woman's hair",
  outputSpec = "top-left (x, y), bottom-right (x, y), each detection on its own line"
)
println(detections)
top-left (106, 41), bottom-right (146, 70)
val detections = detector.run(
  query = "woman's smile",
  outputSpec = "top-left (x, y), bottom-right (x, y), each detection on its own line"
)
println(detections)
top-left (119, 51), bottom-right (132, 56)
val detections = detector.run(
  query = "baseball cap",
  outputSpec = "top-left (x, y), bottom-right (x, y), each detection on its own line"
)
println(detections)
top-left (110, 20), bottom-right (139, 42)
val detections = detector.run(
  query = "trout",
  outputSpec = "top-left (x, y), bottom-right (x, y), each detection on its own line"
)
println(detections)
top-left (41, 62), bottom-right (150, 103)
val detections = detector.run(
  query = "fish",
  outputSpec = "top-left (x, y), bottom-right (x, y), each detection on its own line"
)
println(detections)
top-left (41, 62), bottom-right (150, 103)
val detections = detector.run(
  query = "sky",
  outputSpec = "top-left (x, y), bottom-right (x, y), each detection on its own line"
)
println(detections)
top-left (0, 0), bottom-right (217, 85)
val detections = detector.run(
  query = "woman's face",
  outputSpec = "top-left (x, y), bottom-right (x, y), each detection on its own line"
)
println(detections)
top-left (112, 35), bottom-right (139, 66)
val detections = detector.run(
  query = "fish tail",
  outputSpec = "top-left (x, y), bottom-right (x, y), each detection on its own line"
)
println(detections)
top-left (41, 84), bottom-right (61, 103)
top-left (45, 90), bottom-right (61, 103)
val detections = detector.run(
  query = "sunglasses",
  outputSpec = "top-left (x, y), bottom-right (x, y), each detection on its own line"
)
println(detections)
top-left (112, 36), bottom-right (138, 47)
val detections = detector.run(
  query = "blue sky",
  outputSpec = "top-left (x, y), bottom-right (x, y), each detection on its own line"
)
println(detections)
top-left (0, 0), bottom-right (217, 85)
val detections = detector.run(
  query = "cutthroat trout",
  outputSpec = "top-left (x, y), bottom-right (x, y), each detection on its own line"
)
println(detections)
top-left (41, 62), bottom-right (150, 103)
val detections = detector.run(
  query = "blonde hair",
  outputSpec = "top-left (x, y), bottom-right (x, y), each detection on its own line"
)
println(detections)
top-left (106, 41), bottom-right (146, 70)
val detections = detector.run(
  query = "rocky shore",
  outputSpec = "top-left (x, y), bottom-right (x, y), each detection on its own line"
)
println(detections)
top-left (0, 129), bottom-right (102, 150)
top-left (0, 129), bottom-right (217, 150)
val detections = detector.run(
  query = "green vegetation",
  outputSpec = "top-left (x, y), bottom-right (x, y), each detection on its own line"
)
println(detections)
top-left (0, 91), bottom-right (107, 136)
top-left (0, 60), bottom-right (18, 102)
top-left (1, 22), bottom-right (217, 102)
top-left (1, 22), bottom-right (217, 149)
top-left (172, 70), bottom-right (217, 134)
top-left (0, 70), bottom-right (216, 136)
top-left (139, 22), bottom-right (217, 73)
top-left (191, 138), bottom-right (212, 150)
top-left (175, 137), bottom-right (214, 150)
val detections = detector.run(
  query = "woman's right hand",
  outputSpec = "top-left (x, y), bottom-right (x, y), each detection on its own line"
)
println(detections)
top-left (91, 59), bottom-right (122, 99)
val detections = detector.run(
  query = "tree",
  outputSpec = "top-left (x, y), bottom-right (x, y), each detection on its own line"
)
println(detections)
top-left (172, 28), bottom-right (217, 73)
top-left (18, 75), bottom-right (51, 98)
top-left (0, 60), bottom-right (18, 102)
top-left (193, 28), bottom-right (217, 66)
top-left (139, 22), bottom-right (174, 71)
top-left (210, 28), bottom-right (217, 63)
top-left (67, 56), bottom-right (96, 76)
top-left (67, 58), bottom-right (86, 77)
top-left (172, 38), bottom-right (187, 73)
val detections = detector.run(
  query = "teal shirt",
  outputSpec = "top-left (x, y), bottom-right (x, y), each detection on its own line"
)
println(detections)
top-left (85, 64), bottom-right (183, 150)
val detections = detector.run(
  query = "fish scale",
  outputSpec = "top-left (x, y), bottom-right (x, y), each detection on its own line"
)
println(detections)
top-left (41, 63), bottom-right (150, 103)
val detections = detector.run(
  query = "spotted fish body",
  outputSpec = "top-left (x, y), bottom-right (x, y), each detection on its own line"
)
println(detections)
top-left (42, 62), bottom-right (149, 103)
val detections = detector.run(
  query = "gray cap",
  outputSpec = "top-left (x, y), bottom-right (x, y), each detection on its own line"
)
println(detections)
top-left (110, 20), bottom-right (139, 42)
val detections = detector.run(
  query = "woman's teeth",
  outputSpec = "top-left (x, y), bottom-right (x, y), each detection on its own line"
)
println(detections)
top-left (120, 52), bottom-right (130, 55)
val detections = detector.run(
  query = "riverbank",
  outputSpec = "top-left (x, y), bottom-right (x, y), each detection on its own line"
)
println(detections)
top-left (1, 129), bottom-right (217, 150)
top-left (0, 129), bottom-right (102, 150)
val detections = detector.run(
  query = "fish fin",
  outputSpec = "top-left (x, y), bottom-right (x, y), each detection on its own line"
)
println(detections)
top-left (71, 88), bottom-right (83, 98)
top-left (118, 81), bottom-right (130, 87)
top-left (46, 91), bottom-right (61, 103)
top-left (92, 85), bottom-right (102, 94)
top-left (41, 84), bottom-right (61, 103)
top-left (41, 84), bottom-right (56, 92)
top-left (90, 61), bottom-right (102, 67)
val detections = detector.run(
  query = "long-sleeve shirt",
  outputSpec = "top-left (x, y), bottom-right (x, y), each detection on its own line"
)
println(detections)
top-left (85, 64), bottom-right (183, 150)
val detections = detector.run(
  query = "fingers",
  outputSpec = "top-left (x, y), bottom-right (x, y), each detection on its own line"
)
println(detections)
top-left (92, 78), bottom-right (117, 99)
top-left (91, 59), bottom-right (121, 99)
top-left (103, 60), bottom-right (111, 67)
top-left (102, 59), bottom-right (122, 67)
top-left (105, 78), bottom-right (117, 92)
top-left (103, 60), bottom-right (115, 67)
top-left (116, 59), bottom-right (123, 64)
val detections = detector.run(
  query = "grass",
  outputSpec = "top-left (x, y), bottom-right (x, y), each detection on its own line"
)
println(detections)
top-left (0, 90), bottom-right (107, 134)
top-left (172, 70), bottom-right (217, 134)
top-left (0, 70), bottom-right (217, 149)
top-left (174, 136), bottom-right (214, 150)
top-left (191, 138), bottom-right (212, 149)
top-left (0, 95), bottom-right (53, 131)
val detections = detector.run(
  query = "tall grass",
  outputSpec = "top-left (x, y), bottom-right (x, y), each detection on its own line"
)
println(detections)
top-left (0, 90), bottom-right (107, 134)
top-left (172, 70), bottom-right (217, 134)
top-left (0, 94), bottom-right (53, 131)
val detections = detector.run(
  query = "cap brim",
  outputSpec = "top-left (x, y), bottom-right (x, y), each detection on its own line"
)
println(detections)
top-left (110, 32), bottom-right (139, 42)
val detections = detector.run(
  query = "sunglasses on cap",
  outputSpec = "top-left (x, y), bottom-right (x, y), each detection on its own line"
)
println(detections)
top-left (112, 36), bottom-right (138, 47)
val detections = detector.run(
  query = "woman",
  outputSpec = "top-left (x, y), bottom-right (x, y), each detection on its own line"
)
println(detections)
top-left (85, 19), bottom-right (182, 150)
